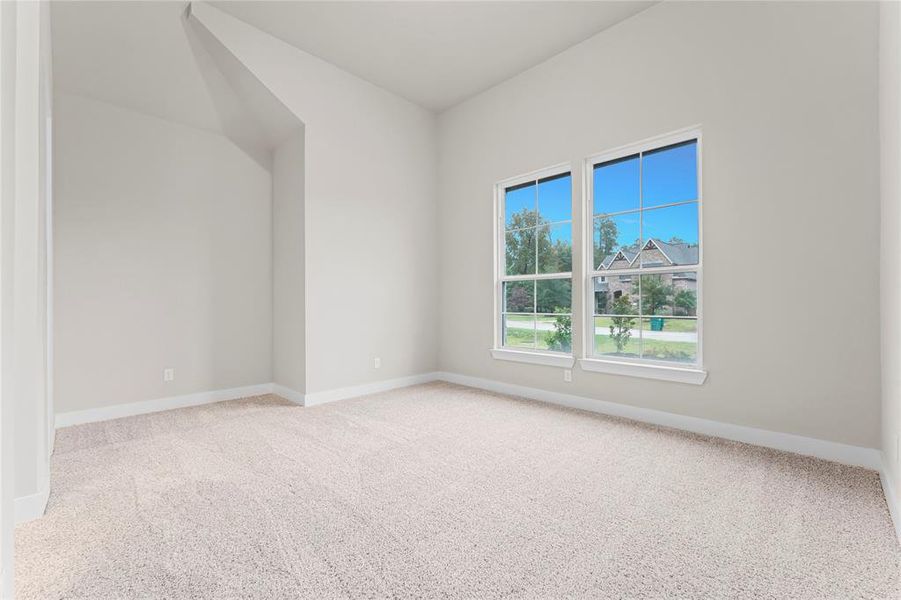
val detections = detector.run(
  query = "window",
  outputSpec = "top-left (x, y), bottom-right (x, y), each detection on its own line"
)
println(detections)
top-left (494, 167), bottom-right (573, 364)
top-left (585, 131), bottom-right (702, 373)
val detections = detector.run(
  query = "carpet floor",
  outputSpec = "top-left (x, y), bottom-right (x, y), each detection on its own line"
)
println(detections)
top-left (15, 382), bottom-right (901, 599)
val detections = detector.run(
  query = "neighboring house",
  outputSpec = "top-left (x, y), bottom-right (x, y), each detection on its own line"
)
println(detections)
top-left (594, 239), bottom-right (698, 315)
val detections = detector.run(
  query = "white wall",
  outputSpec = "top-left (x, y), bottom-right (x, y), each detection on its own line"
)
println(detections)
top-left (437, 1), bottom-right (881, 449)
top-left (0, 2), bottom-right (16, 592)
top-left (12, 0), bottom-right (51, 520)
top-left (191, 3), bottom-right (438, 395)
top-left (272, 131), bottom-right (305, 394)
top-left (881, 0), bottom-right (901, 501)
top-left (1, 0), bottom-right (53, 589)
top-left (53, 93), bottom-right (272, 414)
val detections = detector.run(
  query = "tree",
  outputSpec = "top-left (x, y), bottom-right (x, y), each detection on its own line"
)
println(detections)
top-left (640, 274), bottom-right (674, 315)
top-left (507, 284), bottom-right (532, 313)
top-left (536, 279), bottom-right (570, 315)
top-left (505, 209), bottom-right (553, 275)
top-left (544, 308), bottom-right (572, 352)
top-left (674, 288), bottom-right (696, 316)
top-left (594, 217), bottom-right (618, 269)
top-left (609, 295), bottom-right (636, 354)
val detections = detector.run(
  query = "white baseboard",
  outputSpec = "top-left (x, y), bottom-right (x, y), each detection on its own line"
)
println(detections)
top-left (433, 371), bottom-right (882, 470)
top-left (303, 372), bottom-right (439, 407)
top-left (880, 458), bottom-right (901, 545)
top-left (55, 383), bottom-right (275, 428)
top-left (14, 485), bottom-right (49, 525)
top-left (271, 383), bottom-right (305, 405)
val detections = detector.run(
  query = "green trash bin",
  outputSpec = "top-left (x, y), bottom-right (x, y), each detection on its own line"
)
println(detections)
top-left (650, 317), bottom-right (665, 331)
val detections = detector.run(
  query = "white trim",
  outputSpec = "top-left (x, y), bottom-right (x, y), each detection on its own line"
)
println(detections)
top-left (494, 162), bottom-right (574, 353)
top-left (490, 348), bottom-right (575, 368)
top-left (271, 384), bottom-right (304, 406)
top-left (14, 484), bottom-right (48, 524)
top-left (433, 371), bottom-right (881, 470)
top-left (55, 383), bottom-right (275, 428)
top-left (881, 457), bottom-right (901, 545)
top-left (496, 162), bottom-right (572, 190)
top-left (303, 373), bottom-right (438, 407)
top-left (579, 357), bottom-right (707, 385)
top-left (583, 126), bottom-right (704, 373)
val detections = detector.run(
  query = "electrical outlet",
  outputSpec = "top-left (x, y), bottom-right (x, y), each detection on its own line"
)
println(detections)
top-left (163, 368), bottom-right (175, 382)
top-left (563, 369), bottom-right (572, 383)
top-left (373, 357), bottom-right (381, 369)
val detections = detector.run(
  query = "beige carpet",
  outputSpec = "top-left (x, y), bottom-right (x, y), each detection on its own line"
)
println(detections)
top-left (15, 382), bottom-right (901, 599)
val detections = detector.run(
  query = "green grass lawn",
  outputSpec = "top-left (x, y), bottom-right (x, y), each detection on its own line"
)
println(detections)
top-left (594, 316), bottom-right (697, 333)
top-left (506, 314), bottom-right (533, 323)
top-left (508, 314), bottom-right (697, 333)
top-left (505, 325), bottom-right (697, 362)
top-left (504, 324), bottom-right (556, 350)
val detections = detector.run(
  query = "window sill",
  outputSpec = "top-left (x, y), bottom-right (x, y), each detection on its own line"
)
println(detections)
top-left (490, 348), bottom-right (575, 368)
top-left (579, 358), bottom-right (707, 385)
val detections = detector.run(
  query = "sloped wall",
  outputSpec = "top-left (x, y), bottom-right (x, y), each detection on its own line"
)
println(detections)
top-left (191, 3), bottom-right (438, 395)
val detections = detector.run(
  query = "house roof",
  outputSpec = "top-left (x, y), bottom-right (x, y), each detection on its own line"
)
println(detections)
top-left (599, 248), bottom-right (638, 269)
top-left (652, 239), bottom-right (699, 266)
top-left (598, 239), bottom-right (698, 270)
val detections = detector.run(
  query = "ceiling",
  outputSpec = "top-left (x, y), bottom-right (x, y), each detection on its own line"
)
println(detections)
top-left (52, 2), bottom-right (223, 133)
top-left (51, 1), bottom-right (655, 149)
top-left (52, 1), bottom-right (300, 168)
top-left (210, 1), bottom-right (656, 112)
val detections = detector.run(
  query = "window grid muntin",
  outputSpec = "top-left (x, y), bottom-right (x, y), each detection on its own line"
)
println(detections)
top-left (498, 169), bottom-right (573, 355)
top-left (587, 131), bottom-right (701, 368)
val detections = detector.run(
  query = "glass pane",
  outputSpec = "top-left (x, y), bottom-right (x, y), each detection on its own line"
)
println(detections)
top-left (504, 280), bottom-right (534, 313)
top-left (594, 154), bottom-right (639, 216)
top-left (503, 315), bottom-right (535, 349)
top-left (639, 273), bottom-right (697, 317)
top-left (538, 313), bottom-right (572, 353)
top-left (642, 140), bottom-right (698, 208)
top-left (537, 173), bottom-right (571, 224)
top-left (593, 275), bottom-right (638, 316)
top-left (640, 317), bottom-right (698, 363)
top-left (593, 213), bottom-right (640, 271)
top-left (594, 316), bottom-right (639, 358)
top-left (505, 182), bottom-right (535, 229)
top-left (537, 222), bottom-right (572, 274)
top-left (640, 203), bottom-right (698, 267)
top-left (536, 278), bottom-right (571, 313)
top-left (505, 227), bottom-right (537, 276)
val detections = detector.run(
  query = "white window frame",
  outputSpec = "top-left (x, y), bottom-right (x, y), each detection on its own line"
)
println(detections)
top-left (580, 127), bottom-right (707, 384)
top-left (492, 163), bottom-right (575, 368)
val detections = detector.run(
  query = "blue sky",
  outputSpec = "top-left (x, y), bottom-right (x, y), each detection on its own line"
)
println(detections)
top-left (504, 140), bottom-right (698, 251)
top-left (593, 140), bottom-right (698, 248)
top-left (504, 174), bottom-right (572, 227)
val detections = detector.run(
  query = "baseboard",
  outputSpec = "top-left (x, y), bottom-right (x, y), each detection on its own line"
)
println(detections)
top-left (303, 372), bottom-right (439, 407)
top-left (51, 371), bottom-right (883, 473)
top-left (55, 383), bottom-right (275, 428)
top-left (881, 458), bottom-right (901, 545)
top-left (14, 485), bottom-right (49, 525)
top-left (271, 383), bottom-right (305, 405)
top-left (433, 371), bottom-right (882, 470)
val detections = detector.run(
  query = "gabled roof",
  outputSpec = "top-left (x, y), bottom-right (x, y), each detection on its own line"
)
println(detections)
top-left (598, 239), bottom-right (698, 270)
top-left (599, 248), bottom-right (638, 269)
